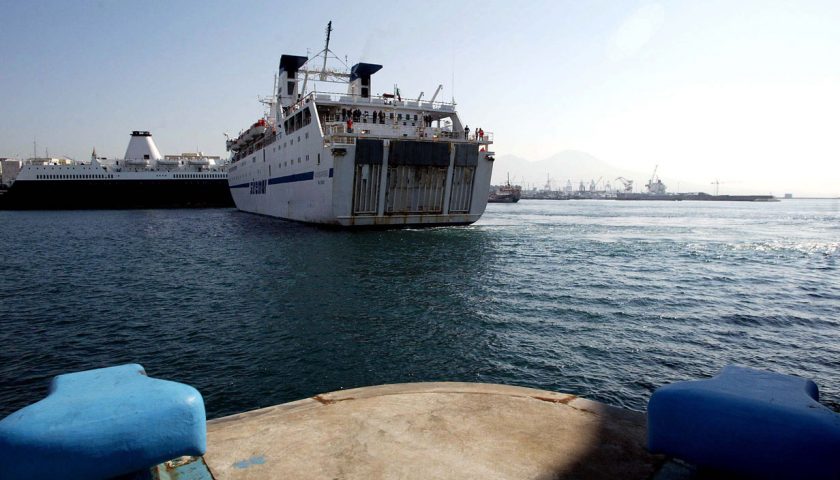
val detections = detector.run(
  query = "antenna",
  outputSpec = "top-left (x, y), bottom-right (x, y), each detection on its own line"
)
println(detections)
top-left (451, 66), bottom-right (455, 104)
top-left (321, 21), bottom-right (332, 80)
top-left (299, 21), bottom-right (349, 87)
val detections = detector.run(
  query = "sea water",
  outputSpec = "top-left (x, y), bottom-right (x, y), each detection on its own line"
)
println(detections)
top-left (1, 199), bottom-right (838, 418)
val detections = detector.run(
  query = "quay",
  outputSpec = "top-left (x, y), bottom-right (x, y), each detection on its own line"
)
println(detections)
top-left (203, 382), bottom-right (669, 479)
top-left (3, 364), bottom-right (839, 479)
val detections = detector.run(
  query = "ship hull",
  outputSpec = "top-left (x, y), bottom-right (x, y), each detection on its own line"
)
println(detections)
top-left (616, 193), bottom-right (777, 202)
top-left (229, 135), bottom-right (494, 228)
top-left (488, 194), bottom-right (519, 203)
top-left (0, 179), bottom-right (234, 210)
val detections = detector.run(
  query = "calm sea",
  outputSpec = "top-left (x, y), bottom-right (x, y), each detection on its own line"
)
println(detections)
top-left (1, 199), bottom-right (838, 419)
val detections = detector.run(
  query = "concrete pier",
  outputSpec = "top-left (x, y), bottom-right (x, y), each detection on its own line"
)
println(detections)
top-left (203, 382), bottom-right (666, 479)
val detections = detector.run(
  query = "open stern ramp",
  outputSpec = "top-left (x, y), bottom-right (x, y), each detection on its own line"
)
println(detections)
top-left (333, 138), bottom-right (492, 227)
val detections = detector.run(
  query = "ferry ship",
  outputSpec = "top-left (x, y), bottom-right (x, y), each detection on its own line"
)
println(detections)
top-left (226, 23), bottom-right (495, 227)
top-left (0, 131), bottom-right (232, 210)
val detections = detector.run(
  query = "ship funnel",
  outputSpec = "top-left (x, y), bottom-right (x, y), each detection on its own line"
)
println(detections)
top-left (349, 63), bottom-right (382, 99)
top-left (123, 131), bottom-right (162, 166)
top-left (278, 55), bottom-right (308, 109)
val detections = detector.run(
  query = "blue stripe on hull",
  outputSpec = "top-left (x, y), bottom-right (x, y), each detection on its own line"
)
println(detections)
top-left (268, 171), bottom-right (314, 185)
top-left (230, 171), bottom-right (318, 190)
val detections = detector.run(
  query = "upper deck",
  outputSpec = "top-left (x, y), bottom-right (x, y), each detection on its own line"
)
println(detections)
top-left (230, 90), bottom-right (493, 164)
top-left (311, 92), bottom-right (493, 145)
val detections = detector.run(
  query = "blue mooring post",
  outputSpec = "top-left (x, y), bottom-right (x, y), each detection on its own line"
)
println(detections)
top-left (648, 365), bottom-right (840, 478)
top-left (0, 364), bottom-right (206, 480)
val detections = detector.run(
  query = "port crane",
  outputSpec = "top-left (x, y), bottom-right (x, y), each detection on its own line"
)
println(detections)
top-left (711, 179), bottom-right (729, 196)
top-left (615, 177), bottom-right (634, 193)
top-left (645, 165), bottom-right (667, 194)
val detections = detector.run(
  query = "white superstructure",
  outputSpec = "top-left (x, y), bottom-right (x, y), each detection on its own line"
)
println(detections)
top-left (226, 23), bottom-right (495, 227)
top-left (8, 132), bottom-right (226, 184)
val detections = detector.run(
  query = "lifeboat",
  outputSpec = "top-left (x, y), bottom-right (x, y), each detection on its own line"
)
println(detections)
top-left (188, 157), bottom-right (210, 166)
top-left (244, 119), bottom-right (268, 141)
top-left (227, 119), bottom-right (268, 151)
top-left (156, 157), bottom-right (179, 167)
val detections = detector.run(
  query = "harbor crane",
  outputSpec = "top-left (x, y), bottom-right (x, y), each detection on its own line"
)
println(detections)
top-left (615, 177), bottom-right (634, 193)
top-left (710, 179), bottom-right (730, 196)
top-left (645, 165), bottom-right (667, 194)
top-left (589, 176), bottom-right (603, 192)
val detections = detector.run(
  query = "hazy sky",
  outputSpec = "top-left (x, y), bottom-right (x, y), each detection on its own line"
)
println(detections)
top-left (1, 1), bottom-right (838, 195)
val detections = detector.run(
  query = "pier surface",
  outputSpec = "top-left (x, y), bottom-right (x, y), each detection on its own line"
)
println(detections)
top-left (204, 382), bottom-right (666, 479)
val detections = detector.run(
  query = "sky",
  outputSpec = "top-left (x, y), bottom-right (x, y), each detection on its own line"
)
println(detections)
top-left (1, 0), bottom-right (838, 196)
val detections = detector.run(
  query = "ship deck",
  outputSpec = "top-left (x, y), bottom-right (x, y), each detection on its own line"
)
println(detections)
top-left (199, 382), bottom-right (693, 479)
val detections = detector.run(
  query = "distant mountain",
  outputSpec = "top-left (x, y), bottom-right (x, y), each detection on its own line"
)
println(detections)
top-left (491, 150), bottom-right (709, 193)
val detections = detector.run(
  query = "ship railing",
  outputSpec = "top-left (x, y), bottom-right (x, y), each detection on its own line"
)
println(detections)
top-left (323, 122), bottom-right (492, 144)
top-left (301, 90), bottom-right (456, 111)
top-left (467, 131), bottom-right (494, 144)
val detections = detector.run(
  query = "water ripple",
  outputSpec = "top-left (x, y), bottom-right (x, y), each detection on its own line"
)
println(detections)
top-left (1, 199), bottom-right (839, 418)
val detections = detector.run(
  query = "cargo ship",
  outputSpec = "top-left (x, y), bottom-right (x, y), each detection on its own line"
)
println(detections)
top-left (225, 22), bottom-right (495, 227)
top-left (614, 168), bottom-right (778, 202)
top-left (0, 131), bottom-right (232, 210)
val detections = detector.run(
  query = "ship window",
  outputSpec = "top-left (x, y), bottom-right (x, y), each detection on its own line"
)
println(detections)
top-left (298, 157), bottom-right (301, 163)
top-left (414, 114), bottom-right (418, 121)
top-left (297, 135), bottom-right (300, 142)
top-left (390, 112), bottom-right (394, 119)
top-left (305, 132), bottom-right (309, 139)
top-left (144, 154), bottom-right (150, 159)
top-left (398, 114), bottom-right (402, 120)
top-left (306, 154), bottom-right (309, 162)
top-left (317, 153), bottom-right (320, 165)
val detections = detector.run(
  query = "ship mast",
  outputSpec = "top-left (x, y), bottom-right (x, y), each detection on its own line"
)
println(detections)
top-left (320, 21), bottom-right (332, 81)
top-left (299, 20), bottom-right (350, 94)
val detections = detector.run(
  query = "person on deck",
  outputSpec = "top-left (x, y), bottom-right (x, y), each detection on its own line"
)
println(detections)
top-left (464, 125), bottom-right (470, 140)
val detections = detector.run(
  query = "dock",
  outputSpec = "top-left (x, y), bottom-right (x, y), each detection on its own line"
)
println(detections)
top-left (202, 382), bottom-right (677, 479)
